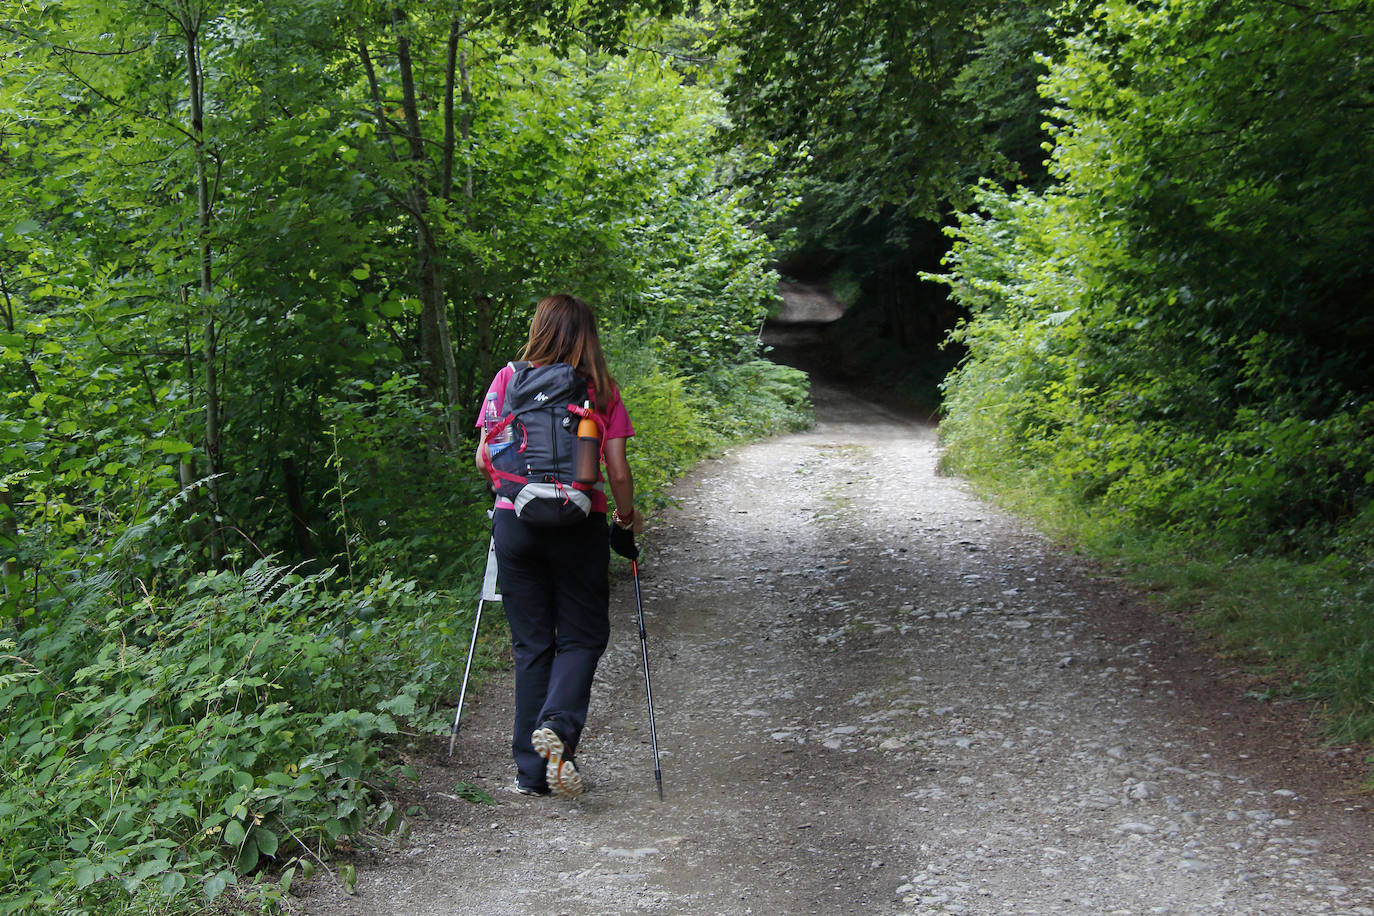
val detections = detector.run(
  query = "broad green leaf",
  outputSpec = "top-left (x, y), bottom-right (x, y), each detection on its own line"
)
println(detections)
top-left (146, 438), bottom-right (193, 454)
top-left (222, 818), bottom-right (246, 847)
top-left (235, 835), bottom-right (259, 874)
top-left (203, 872), bottom-right (227, 900)
top-left (254, 827), bottom-right (279, 857)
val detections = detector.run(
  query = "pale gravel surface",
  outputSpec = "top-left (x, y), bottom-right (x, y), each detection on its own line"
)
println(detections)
top-left (298, 375), bottom-right (1374, 916)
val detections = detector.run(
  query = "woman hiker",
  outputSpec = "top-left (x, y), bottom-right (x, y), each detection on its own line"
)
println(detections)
top-left (474, 293), bottom-right (644, 798)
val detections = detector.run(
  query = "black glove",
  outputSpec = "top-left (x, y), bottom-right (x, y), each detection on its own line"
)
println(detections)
top-left (609, 522), bottom-right (639, 560)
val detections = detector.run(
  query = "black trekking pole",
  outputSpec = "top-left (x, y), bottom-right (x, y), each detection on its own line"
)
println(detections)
top-left (631, 559), bottom-right (663, 800)
top-left (449, 535), bottom-right (500, 757)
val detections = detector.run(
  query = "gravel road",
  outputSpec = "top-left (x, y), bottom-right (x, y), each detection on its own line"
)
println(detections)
top-left (298, 377), bottom-right (1374, 916)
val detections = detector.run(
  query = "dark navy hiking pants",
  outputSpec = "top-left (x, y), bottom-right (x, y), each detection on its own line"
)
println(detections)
top-left (491, 509), bottom-right (611, 790)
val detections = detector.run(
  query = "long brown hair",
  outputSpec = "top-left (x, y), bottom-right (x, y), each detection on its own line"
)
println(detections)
top-left (520, 293), bottom-right (616, 410)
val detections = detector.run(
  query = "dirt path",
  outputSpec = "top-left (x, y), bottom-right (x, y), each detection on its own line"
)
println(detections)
top-left (299, 380), bottom-right (1374, 916)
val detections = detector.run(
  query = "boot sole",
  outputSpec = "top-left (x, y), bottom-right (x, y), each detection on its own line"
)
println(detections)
top-left (532, 726), bottom-right (584, 799)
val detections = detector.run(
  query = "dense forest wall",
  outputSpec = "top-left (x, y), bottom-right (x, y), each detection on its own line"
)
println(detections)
top-left (723, 0), bottom-right (1372, 565)
top-left (938, 1), bottom-right (1374, 563)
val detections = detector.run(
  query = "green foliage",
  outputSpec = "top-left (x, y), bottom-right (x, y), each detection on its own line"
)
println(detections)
top-left (319, 374), bottom-right (491, 587)
top-left (937, 185), bottom-right (1089, 477)
top-left (697, 359), bottom-right (813, 442)
top-left (451, 783), bottom-right (496, 806)
top-left (609, 332), bottom-right (812, 512)
top-left (939, 0), bottom-right (1374, 561)
top-left (720, 0), bottom-right (1007, 223)
top-left (629, 177), bottom-right (780, 376)
top-left (0, 560), bottom-right (470, 913)
top-left (615, 364), bottom-right (718, 512)
top-left (452, 43), bottom-right (780, 385)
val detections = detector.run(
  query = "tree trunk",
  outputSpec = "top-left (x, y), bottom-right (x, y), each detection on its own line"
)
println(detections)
top-left (476, 294), bottom-right (494, 385)
top-left (436, 19), bottom-right (464, 444)
top-left (0, 267), bottom-right (42, 394)
top-left (181, 6), bottom-right (224, 568)
top-left (392, 5), bottom-right (460, 449)
top-left (0, 266), bottom-right (31, 621)
top-left (1, 488), bottom-right (20, 631)
top-left (282, 457), bottom-right (316, 560)
top-left (177, 289), bottom-right (209, 563)
top-left (459, 37), bottom-right (497, 397)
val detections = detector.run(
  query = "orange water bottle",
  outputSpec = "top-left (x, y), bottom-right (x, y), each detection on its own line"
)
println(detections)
top-left (574, 400), bottom-right (599, 485)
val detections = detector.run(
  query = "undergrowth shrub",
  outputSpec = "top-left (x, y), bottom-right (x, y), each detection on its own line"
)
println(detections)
top-left (938, 179), bottom-right (1374, 565)
top-left (615, 366), bottom-right (718, 512)
top-left (609, 332), bottom-right (813, 512)
top-left (936, 186), bottom-right (1086, 480)
top-left (0, 560), bottom-right (472, 914)
top-left (320, 372), bottom-right (491, 588)
top-left (697, 358), bottom-right (812, 441)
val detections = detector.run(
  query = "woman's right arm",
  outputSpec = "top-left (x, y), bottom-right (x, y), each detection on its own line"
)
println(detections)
top-left (474, 428), bottom-right (488, 474)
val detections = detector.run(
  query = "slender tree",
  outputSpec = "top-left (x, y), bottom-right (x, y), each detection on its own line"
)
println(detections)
top-left (168, 0), bottom-right (227, 566)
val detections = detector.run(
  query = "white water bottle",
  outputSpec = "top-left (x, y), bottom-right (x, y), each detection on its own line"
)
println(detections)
top-left (484, 392), bottom-right (512, 456)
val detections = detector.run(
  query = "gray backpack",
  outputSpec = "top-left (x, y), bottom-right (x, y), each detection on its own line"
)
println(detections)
top-left (485, 362), bottom-right (598, 526)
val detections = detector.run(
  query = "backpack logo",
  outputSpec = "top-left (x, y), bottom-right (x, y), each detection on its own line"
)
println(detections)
top-left (534, 391), bottom-right (550, 402)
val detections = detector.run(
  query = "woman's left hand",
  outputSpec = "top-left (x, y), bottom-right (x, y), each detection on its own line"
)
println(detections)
top-left (614, 507), bottom-right (644, 535)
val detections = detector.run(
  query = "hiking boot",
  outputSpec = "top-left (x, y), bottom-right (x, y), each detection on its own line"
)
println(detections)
top-left (515, 782), bottom-right (551, 797)
top-left (532, 725), bottom-right (584, 799)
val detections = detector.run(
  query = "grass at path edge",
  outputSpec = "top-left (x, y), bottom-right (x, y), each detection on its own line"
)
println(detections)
top-left (946, 463), bottom-right (1374, 786)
